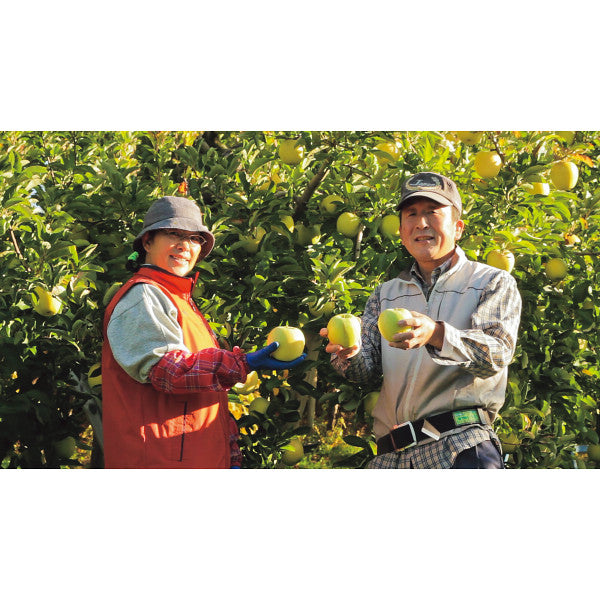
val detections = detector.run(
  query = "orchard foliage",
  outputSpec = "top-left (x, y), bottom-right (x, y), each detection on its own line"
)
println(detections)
top-left (1, 131), bottom-right (599, 468)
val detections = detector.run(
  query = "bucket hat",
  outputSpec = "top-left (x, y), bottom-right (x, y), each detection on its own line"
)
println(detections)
top-left (133, 196), bottom-right (215, 260)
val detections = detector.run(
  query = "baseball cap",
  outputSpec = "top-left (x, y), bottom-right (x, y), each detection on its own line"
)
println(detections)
top-left (398, 172), bottom-right (462, 215)
top-left (133, 196), bottom-right (215, 260)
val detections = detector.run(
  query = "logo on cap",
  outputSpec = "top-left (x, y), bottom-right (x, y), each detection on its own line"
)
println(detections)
top-left (399, 171), bottom-right (462, 215)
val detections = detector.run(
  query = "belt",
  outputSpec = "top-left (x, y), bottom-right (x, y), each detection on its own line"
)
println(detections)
top-left (376, 408), bottom-right (489, 455)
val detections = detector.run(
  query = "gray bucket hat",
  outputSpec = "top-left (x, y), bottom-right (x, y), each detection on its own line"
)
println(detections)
top-left (133, 196), bottom-right (215, 260)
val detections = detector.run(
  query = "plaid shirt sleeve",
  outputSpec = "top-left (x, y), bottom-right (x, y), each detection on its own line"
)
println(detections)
top-left (331, 286), bottom-right (382, 384)
top-left (148, 346), bottom-right (250, 394)
top-left (429, 270), bottom-right (522, 378)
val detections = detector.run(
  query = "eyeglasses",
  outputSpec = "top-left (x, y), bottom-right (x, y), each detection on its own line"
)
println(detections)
top-left (161, 230), bottom-right (204, 246)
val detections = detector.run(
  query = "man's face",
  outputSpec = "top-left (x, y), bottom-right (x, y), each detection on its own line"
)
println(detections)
top-left (399, 198), bottom-right (464, 267)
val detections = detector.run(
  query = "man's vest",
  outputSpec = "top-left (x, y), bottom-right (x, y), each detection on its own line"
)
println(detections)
top-left (101, 266), bottom-right (231, 468)
top-left (373, 248), bottom-right (516, 440)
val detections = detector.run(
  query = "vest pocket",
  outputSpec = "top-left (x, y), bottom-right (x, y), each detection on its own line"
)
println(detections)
top-left (178, 401), bottom-right (188, 461)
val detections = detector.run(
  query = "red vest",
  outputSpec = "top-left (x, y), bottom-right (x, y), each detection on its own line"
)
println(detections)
top-left (101, 266), bottom-right (231, 468)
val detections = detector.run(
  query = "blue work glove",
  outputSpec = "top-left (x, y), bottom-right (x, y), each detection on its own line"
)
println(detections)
top-left (246, 342), bottom-right (306, 371)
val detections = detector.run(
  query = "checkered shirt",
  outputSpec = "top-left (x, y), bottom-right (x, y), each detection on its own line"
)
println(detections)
top-left (335, 251), bottom-right (521, 383)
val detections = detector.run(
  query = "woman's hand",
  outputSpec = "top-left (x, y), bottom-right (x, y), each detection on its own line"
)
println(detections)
top-left (245, 342), bottom-right (307, 370)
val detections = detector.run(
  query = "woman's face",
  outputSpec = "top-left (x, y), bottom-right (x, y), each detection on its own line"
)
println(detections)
top-left (142, 229), bottom-right (203, 276)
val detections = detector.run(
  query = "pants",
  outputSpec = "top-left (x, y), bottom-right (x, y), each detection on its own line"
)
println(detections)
top-left (451, 440), bottom-right (504, 469)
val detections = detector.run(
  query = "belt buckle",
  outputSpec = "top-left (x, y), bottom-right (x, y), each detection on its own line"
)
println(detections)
top-left (391, 421), bottom-right (417, 452)
top-left (452, 409), bottom-right (480, 427)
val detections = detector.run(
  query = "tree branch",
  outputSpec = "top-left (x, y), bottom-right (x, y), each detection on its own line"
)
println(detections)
top-left (292, 158), bottom-right (331, 221)
top-left (353, 222), bottom-right (366, 261)
top-left (9, 226), bottom-right (31, 272)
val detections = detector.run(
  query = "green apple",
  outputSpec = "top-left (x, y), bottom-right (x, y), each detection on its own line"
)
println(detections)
top-left (363, 391), bottom-right (379, 416)
top-left (320, 194), bottom-right (345, 214)
top-left (581, 298), bottom-right (595, 310)
top-left (545, 257), bottom-right (568, 280)
top-left (33, 286), bottom-right (62, 316)
top-left (271, 215), bottom-right (295, 235)
top-left (380, 214), bottom-right (400, 238)
top-left (377, 308), bottom-right (412, 342)
top-left (326, 313), bottom-right (361, 348)
top-left (486, 249), bottom-right (515, 273)
top-left (266, 326), bottom-right (306, 361)
top-left (556, 131), bottom-right (575, 144)
top-left (474, 150), bottom-right (502, 178)
top-left (336, 212), bottom-right (361, 238)
top-left (249, 396), bottom-right (270, 415)
top-left (550, 160), bottom-right (578, 190)
top-left (239, 226), bottom-right (266, 254)
top-left (281, 436), bottom-right (304, 466)
top-left (53, 436), bottom-right (77, 459)
top-left (375, 141), bottom-right (401, 165)
top-left (527, 182), bottom-right (550, 196)
top-left (280, 215), bottom-right (294, 232)
top-left (456, 131), bottom-right (484, 145)
top-left (278, 139), bottom-right (304, 165)
top-left (295, 223), bottom-right (321, 246)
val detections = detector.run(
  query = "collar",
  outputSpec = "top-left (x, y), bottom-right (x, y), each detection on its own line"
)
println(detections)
top-left (137, 264), bottom-right (199, 296)
top-left (400, 245), bottom-right (466, 284)
top-left (410, 252), bottom-right (455, 284)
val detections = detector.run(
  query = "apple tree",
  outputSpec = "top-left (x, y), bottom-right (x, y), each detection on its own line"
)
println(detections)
top-left (1, 130), bottom-right (598, 468)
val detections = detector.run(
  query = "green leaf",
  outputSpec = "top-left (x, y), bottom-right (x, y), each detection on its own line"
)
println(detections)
top-left (46, 241), bottom-right (78, 260)
top-left (22, 165), bottom-right (47, 178)
top-left (343, 435), bottom-right (370, 449)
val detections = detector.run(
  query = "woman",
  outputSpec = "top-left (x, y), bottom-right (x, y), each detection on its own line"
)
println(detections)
top-left (101, 196), bottom-right (304, 468)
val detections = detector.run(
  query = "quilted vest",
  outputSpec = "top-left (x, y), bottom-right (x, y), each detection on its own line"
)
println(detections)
top-left (101, 266), bottom-right (230, 468)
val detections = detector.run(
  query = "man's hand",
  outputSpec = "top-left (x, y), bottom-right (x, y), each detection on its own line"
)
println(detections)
top-left (319, 328), bottom-right (361, 359)
top-left (388, 311), bottom-right (444, 350)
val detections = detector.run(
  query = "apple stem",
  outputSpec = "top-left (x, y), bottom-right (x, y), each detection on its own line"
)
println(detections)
top-left (489, 132), bottom-right (516, 175)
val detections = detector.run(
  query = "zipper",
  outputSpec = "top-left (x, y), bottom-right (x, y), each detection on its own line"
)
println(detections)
top-left (399, 349), bottom-right (424, 421)
top-left (179, 401), bottom-right (188, 461)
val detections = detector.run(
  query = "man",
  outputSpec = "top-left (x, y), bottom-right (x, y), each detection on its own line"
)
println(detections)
top-left (321, 172), bottom-right (522, 468)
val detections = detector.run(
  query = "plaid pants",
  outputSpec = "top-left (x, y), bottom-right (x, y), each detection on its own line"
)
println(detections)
top-left (368, 425), bottom-right (503, 469)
